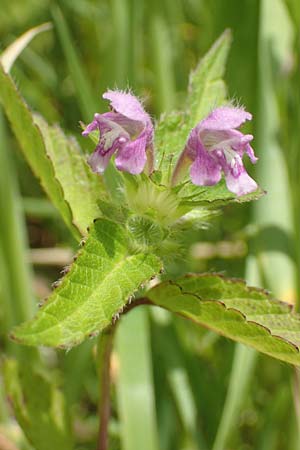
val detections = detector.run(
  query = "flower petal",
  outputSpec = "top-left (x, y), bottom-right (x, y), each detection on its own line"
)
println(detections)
top-left (84, 115), bottom-right (130, 174)
top-left (88, 146), bottom-right (116, 173)
top-left (103, 90), bottom-right (151, 125)
top-left (101, 112), bottom-right (144, 137)
top-left (225, 169), bottom-right (258, 196)
top-left (221, 155), bottom-right (257, 196)
top-left (229, 133), bottom-right (258, 164)
top-left (82, 115), bottom-right (99, 136)
top-left (115, 132), bottom-right (148, 174)
top-left (244, 142), bottom-right (258, 164)
top-left (199, 107), bottom-right (252, 131)
top-left (190, 147), bottom-right (222, 186)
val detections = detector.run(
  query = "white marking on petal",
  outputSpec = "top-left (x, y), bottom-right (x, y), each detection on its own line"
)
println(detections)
top-left (102, 129), bottom-right (123, 151)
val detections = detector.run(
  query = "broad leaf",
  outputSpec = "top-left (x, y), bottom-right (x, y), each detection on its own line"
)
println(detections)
top-left (155, 30), bottom-right (231, 185)
top-left (11, 219), bottom-right (162, 348)
top-left (0, 64), bottom-right (104, 238)
top-left (147, 274), bottom-right (300, 365)
top-left (3, 359), bottom-right (73, 450)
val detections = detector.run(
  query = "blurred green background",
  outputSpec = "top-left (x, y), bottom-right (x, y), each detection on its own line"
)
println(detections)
top-left (1, 0), bottom-right (300, 449)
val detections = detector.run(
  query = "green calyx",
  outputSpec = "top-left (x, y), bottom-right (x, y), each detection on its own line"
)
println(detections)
top-left (123, 173), bottom-right (184, 227)
top-left (126, 214), bottom-right (166, 249)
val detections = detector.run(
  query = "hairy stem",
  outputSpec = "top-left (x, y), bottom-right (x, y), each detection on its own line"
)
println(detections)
top-left (96, 326), bottom-right (115, 450)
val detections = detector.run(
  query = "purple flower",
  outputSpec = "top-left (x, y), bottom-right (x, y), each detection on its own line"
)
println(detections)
top-left (82, 90), bottom-right (154, 175)
top-left (173, 107), bottom-right (258, 196)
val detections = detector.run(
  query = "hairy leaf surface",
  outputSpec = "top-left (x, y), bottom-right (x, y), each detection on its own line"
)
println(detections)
top-left (0, 64), bottom-right (75, 233)
top-left (177, 179), bottom-right (265, 208)
top-left (0, 65), bottom-right (104, 238)
top-left (147, 274), bottom-right (300, 365)
top-left (11, 219), bottom-right (162, 348)
top-left (34, 115), bottom-right (105, 235)
top-left (187, 29), bottom-right (231, 126)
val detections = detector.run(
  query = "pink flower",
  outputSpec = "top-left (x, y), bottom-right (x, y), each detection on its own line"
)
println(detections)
top-left (174, 107), bottom-right (258, 196)
top-left (82, 90), bottom-right (153, 174)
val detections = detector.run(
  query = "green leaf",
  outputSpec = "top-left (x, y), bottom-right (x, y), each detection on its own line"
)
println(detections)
top-left (0, 65), bottom-right (105, 239)
top-left (154, 30), bottom-right (232, 185)
top-left (0, 22), bottom-right (52, 73)
top-left (33, 115), bottom-right (106, 236)
top-left (3, 359), bottom-right (73, 450)
top-left (154, 111), bottom-right (191, 185)
top-left (177, 179), bottom-right (265, 208)
top-left (116, 308), bottom-right (160, 450)
top-left (51, 6), bottom-right (98, 122)
top-left (147, 274), bottom-right (300, 365)
top-left (11, 219), bottom-right (162, 348)
top-left (0, 65), bottom-right (76, 238)
top-left (212, 344), bottom-right (257, 450)
top-left (187, 29), bottom-right (232, 126)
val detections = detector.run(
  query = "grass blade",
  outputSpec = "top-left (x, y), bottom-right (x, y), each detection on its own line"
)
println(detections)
top-left (116, 307), bottom-right (159, 450)
top-left (0, 22), bottom-right (52, 73)
top-left (51, 5), bottom-right (97, 121)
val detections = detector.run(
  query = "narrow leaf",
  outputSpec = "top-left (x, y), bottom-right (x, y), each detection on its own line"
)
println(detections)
top-left (147, 274), bottom-right (300, 365)
top-left (116, 308), bottom-right (159, 450)
top-left (33, 115), bottom-right (106, 235)
top-left (155, 30), bottom-right (231, 185)
top-left (188, 29), bottom-right (232, 125)
top-left (0, 64), bottom-right (105, 238)
top-left (51, 6), bottom-right (97, 121)
top-left (3, 359), bottom-right (73, 450)
top-left (11, 219), bottom-right (162, 348)
top-left (0, 23), bottom-right (52, 73)
top-left (0, 64), bottom-right (78, 238)
top-left (212, 344), bottom-right (257, 450)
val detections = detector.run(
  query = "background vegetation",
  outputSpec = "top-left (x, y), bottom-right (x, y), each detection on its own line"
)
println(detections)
top-left (1, 0), bottom-right (300, 449)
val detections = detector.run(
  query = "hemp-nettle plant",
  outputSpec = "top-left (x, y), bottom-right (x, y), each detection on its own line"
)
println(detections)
top-left (1, 27), bottom-right (300, 450)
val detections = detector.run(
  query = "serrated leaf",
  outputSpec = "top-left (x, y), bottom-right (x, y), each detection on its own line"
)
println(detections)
top-left (147, 274), bottom-right (300, 365)
top-left (177, 179), bottom-right (265, 208)
top-left (11, 219), bottom-right (162, 348)
top-left (34, 115), bottom-right (106, 235)
top-left (187, 29), bottom-right (231, 126)
top-left (0, 23), bottom-right (52, 73)
top-left (3, 359), bottom-right (73, 450)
